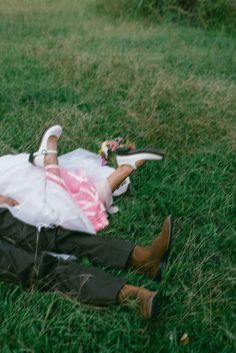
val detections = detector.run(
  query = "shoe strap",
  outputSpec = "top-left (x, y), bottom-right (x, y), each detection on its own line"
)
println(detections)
top-left (33, 149), bottom-right (58, 156)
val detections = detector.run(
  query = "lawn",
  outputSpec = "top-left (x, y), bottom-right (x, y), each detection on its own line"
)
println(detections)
top-left (0, 0), bottom-right (235, 352)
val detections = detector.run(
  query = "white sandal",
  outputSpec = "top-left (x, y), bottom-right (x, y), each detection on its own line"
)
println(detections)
top-left (29, 125), bottom-right (63, 167)
top-left (116, 148), bottom-right (164, 170)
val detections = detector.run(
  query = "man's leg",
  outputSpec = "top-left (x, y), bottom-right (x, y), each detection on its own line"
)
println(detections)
top-left (0, 238), bottom-right (125, 304)
top-left (45, 215), bottom-right (174, 281)
top-left (0, 209), bottom-right (173, 280)
top-left (42, 217), bottom-right (173, 283)
top-left (0, 237), bottom-right (54, 288)
top-left (0, 209), bottom-right (135, 269)
top-left (54, 227), bottom-right (135, 269)
top-left (43, 263), bottom-right (161, 319)
top-left (0, 238), bottom-right (160, 319)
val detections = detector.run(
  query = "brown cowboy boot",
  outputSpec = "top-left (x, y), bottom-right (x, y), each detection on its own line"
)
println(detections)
top-left (130, 215), bottom-right (174, 281)
top-left (118, 284), bottom-right (161, 320)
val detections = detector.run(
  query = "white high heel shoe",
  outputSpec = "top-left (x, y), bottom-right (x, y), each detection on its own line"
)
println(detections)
top-left (116, 148), bottom-right (164, 170)
top-left (29, 125), bottom-right (63, 167)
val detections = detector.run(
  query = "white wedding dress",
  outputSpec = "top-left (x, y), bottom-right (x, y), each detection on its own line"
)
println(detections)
top-left (0, 148), bottom-right (130, 234)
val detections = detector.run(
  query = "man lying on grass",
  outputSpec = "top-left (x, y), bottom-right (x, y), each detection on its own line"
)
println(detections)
top-left (0, 204), bottom-right (173, 320)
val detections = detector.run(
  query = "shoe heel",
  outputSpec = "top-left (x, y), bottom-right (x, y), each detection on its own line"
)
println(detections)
top-left (28, 152), bottom-right (35, 164)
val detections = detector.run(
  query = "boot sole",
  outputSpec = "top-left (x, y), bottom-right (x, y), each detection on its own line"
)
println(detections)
top-left (116, 147), bottom-right (165, 158)
top-left (155, 215), bottom-right (174, 282)
top-left (149, 292), bottom-right (161, 321)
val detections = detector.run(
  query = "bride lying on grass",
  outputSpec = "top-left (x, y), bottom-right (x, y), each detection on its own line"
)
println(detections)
top-left (0, 125), bottom-right (164, 233)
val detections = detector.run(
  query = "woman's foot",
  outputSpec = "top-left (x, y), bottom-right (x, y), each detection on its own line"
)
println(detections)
top-left (29, 125), bottom-right (62, 168)
top-left (116, 148), bottom-right (164, 170)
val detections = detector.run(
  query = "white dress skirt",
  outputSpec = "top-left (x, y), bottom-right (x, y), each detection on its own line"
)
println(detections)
top-left (0, 148), bottom-right (130, 234)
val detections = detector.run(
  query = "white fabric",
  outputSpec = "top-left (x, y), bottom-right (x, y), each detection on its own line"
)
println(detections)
top-left (0, 149), bottom-right (130, 234)
top-left (59, 149), bottom-right (130, 197)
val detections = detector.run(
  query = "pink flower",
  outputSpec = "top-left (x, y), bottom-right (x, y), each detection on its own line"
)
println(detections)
top-left (101, 154), bottom-right (108, 166)
top-left (109, 141), bottom-right (118, 152)
top-left (115, 137), bottom-right (123, 144)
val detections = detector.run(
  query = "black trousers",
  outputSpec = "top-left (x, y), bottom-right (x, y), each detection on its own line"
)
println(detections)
top-left (0, 208), bottom-right (135, 305)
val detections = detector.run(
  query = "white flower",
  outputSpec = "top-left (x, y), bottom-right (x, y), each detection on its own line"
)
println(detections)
top-left (101, 141), bottom-right (109, 158)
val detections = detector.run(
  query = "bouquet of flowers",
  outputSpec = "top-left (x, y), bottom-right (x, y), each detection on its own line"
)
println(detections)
top-left (98, 138), bottom-right (136, 167)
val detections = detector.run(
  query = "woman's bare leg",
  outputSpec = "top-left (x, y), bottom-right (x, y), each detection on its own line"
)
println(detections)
top-left (44, 136), bottom-right (60, 177)
top-left (43, 138), bottom-right (145, 192)
top-left (107, 160), bottom-right (145, 193)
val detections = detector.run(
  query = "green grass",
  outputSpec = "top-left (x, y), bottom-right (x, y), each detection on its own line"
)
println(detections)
top-left (0, 0), bottom-right (235, 352)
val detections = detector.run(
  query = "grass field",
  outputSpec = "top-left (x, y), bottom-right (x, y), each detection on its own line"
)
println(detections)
top-left (0, 0), bottom-right (235, 352)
